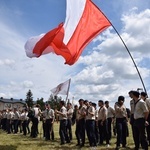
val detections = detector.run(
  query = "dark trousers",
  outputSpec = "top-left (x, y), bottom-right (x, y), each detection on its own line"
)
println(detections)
top-left (31, 117), bottom-right (38, 138)
top-left (6, 119), bottom-right (11, 133)
top-left (75, 120), bottom-right (81, 145)
top-left (98, 120), bottom-right (109, 144)
top-left (2, 118), bottom-right (7, 131)
top-left (14, 119), bottom-right (19, 133)
top-left (78, 118), bottom-right (86, 146)
top-left (86, 120), bottom-right (97, 146)
top-left (107, 118), bottom-right (112, 140)
top-left (133, 118), bottom-right (148, 150)
top-left (66, 119), bottom-right (72, 140)
top-left (45, 119), bottom-right (52, 140)
top-left (42, 121), bottom-right (46, 138)
top-left (95, 121), bottom-right (99, 143)
top-left (116, 118), bottom-right (127, 147)
top-left (22, 120), bottom-right (27, 135)
top-left (130, 114), bottom-right (136, 144)
top-left (146, 115), bottom-right (150, 144)
top-left (59, 119), bottom-right (70, 144)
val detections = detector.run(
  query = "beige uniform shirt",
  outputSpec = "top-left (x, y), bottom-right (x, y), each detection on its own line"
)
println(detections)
top-left (98, 106), bottom-right (107, 121)
top-left (134, 99), bottom-right (149, 119)
top-left (114, 103), bottom-right (127, 118)
top-left (43, 109), bottom-right (54, 119)
top-left (145, 98), bottom-right (150, 111)
top-left (78, 105), bottom-right (87, 120)
top-left (86, 106), bottom-right (95, 120)
top-left (59, 106), bottom-right (67, 120)
top-left (107, 106), bottom-right (115, 118)
top-left (67, 108), bottom-right (73, 119)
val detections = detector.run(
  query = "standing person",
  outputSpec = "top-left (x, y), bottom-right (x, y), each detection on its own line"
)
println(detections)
top-left (105, 101), bottom-right (115, 141)
top-left (92, 103), bottom-right (99, 144)
top-left (140, 92), bottom-right (150, 146)
top-left (98, 100), bottom-right (110, 147)
top-left (74, 105), bottom-right (81, 146)
top-left (77, 99), bottom-right (87, 147)
top-left (114, 96), bottom-right (128, 150)
top-left (21, 109), bottom-right (28, 136)
top-left (13, 108), bottom-right (20, 134)
top-left (66, 103), bottom-right (73, 141)
top-left (30, 104), bottom-right (41, 138)
top-left (128, 90), bottom-right (136, 145)
top-left (132, 90), bottom-right (149, 150)
top-left (85, 100), bottom-right (97, 147)
top-left (6, 109), bottom-right (14, 134)
top-left (55, 100), bottom-right (70, 145)
top-left (2, 109), bottom-right (7, 131)
top-left (43, 103), bottom-right (55, 141)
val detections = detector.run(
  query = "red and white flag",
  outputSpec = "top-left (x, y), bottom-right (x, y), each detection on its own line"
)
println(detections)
top-left (25, 0), bottom-right (111, 65)
top-left (50, 79), bottom-right (71, 96)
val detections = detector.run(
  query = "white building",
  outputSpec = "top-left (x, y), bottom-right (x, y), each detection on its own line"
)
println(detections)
top-left (0, 97), bottom-right (26, 111)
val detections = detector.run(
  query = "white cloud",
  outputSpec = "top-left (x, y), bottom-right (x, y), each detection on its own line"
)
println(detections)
top-left (0, 1), bottom-right (150, 109)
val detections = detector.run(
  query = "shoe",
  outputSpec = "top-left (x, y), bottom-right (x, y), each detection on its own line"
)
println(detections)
top-left (60, 141), bottom-right (65, 145)
top-left (106, 144), bottom-right (110, 147)
top-left (80, 144), bottom-right (84, 148)
top-left (115, 146), bottom-right (120, 150)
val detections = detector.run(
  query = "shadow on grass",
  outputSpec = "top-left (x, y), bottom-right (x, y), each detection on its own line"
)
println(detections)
top-left (0, 145), bottom-right (17, 150)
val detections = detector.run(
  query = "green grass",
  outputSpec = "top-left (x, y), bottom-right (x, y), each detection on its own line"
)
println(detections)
top-left (0, 122), bottom-right (136, 150)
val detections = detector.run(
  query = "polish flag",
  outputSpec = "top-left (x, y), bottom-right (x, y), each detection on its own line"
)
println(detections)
top-left (25, 0), bottom-right (111, 65)
top-left (50, 79), bottom-right (71, 96)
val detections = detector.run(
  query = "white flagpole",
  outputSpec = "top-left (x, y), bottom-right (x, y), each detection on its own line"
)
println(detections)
top-left (65, 78), bottom-right (71, 104)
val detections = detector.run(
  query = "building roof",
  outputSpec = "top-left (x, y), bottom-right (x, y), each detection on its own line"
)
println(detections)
top-left (0, 97), bottom-right (26, 104)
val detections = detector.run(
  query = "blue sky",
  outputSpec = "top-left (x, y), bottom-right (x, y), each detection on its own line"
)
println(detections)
top-left (0, 0), bottom-right (150, 108)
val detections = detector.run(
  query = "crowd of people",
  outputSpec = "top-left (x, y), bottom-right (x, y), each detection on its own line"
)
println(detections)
top-left (0, 90), bottom-right (150, 150)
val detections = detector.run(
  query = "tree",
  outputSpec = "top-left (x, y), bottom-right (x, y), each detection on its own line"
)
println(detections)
top-left (46, 94), bottom-right (62, 110)
top-left (36, 97), bottom-right (45, 110)
top-left (25, 89), bottom-right (34, 107)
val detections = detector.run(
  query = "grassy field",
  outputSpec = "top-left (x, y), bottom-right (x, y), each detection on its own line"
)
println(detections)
top-left (0, 122), bottom-right (136, 150)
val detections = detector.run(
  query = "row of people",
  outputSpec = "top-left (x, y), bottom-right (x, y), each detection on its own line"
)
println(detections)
top-left (0, 90), bottom-right (150, 150)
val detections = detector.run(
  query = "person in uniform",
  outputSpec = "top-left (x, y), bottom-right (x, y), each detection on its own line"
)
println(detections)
top-left (98, 100), bottom-right (110, 147)
top-left (30, 104), bottom-right (41, 138)
top-left (105, 101), bottom-right (115, 141)
top-left (85, 100), bottom-right (97, 147)
top-left (77, 99), bottom-right (87, 147)
top-left (13, 108), bottom-right (20, 134)
top-left (140, 92), bottom-right (150, 146)
top-left (132, 91), bottom-right (149, 150)
top-left (114, 96), bottom-right (128, 150)
top-left (43, 103), bottom-right (55, 141)
top-left (55, 100), bottom-right (70, 145)
top-left (66, 103), bottom-right (73, 141)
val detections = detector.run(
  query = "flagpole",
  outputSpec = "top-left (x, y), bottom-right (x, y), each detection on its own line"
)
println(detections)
top-left (110, 24), bottom-right (147, 94)
top-left (65, 78), bottom-right (71, 104)
top-left (94, 5), bottom-right (148, 95)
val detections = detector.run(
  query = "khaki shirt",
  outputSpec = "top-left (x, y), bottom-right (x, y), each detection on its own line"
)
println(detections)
top-left (14, 111), bottom-right (20, 120)
top-left (86, 106), bottom-right (95, 120)
top-left (134, 99), bottom-right (149, 119)
top-left (107, 106), bottom-right (115, 118)
top-left (98, 106), bottom-right (107, 121)
top-left (78, 105), bottom-right (87, 120)
top-left (67, 108), bottom-right (73, 119)
top-left (43, 109), bottom-right (54, 119)
top-left (59, 106), bottom-right (67, 120)
top-left (145, 98), bottom-right (150, 111)
top-left (114, 103), bottom-right (127, 118)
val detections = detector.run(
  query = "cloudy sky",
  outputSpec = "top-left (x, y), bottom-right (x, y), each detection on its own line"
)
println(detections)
top-left (0, 0), bottom-right (150, 108)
